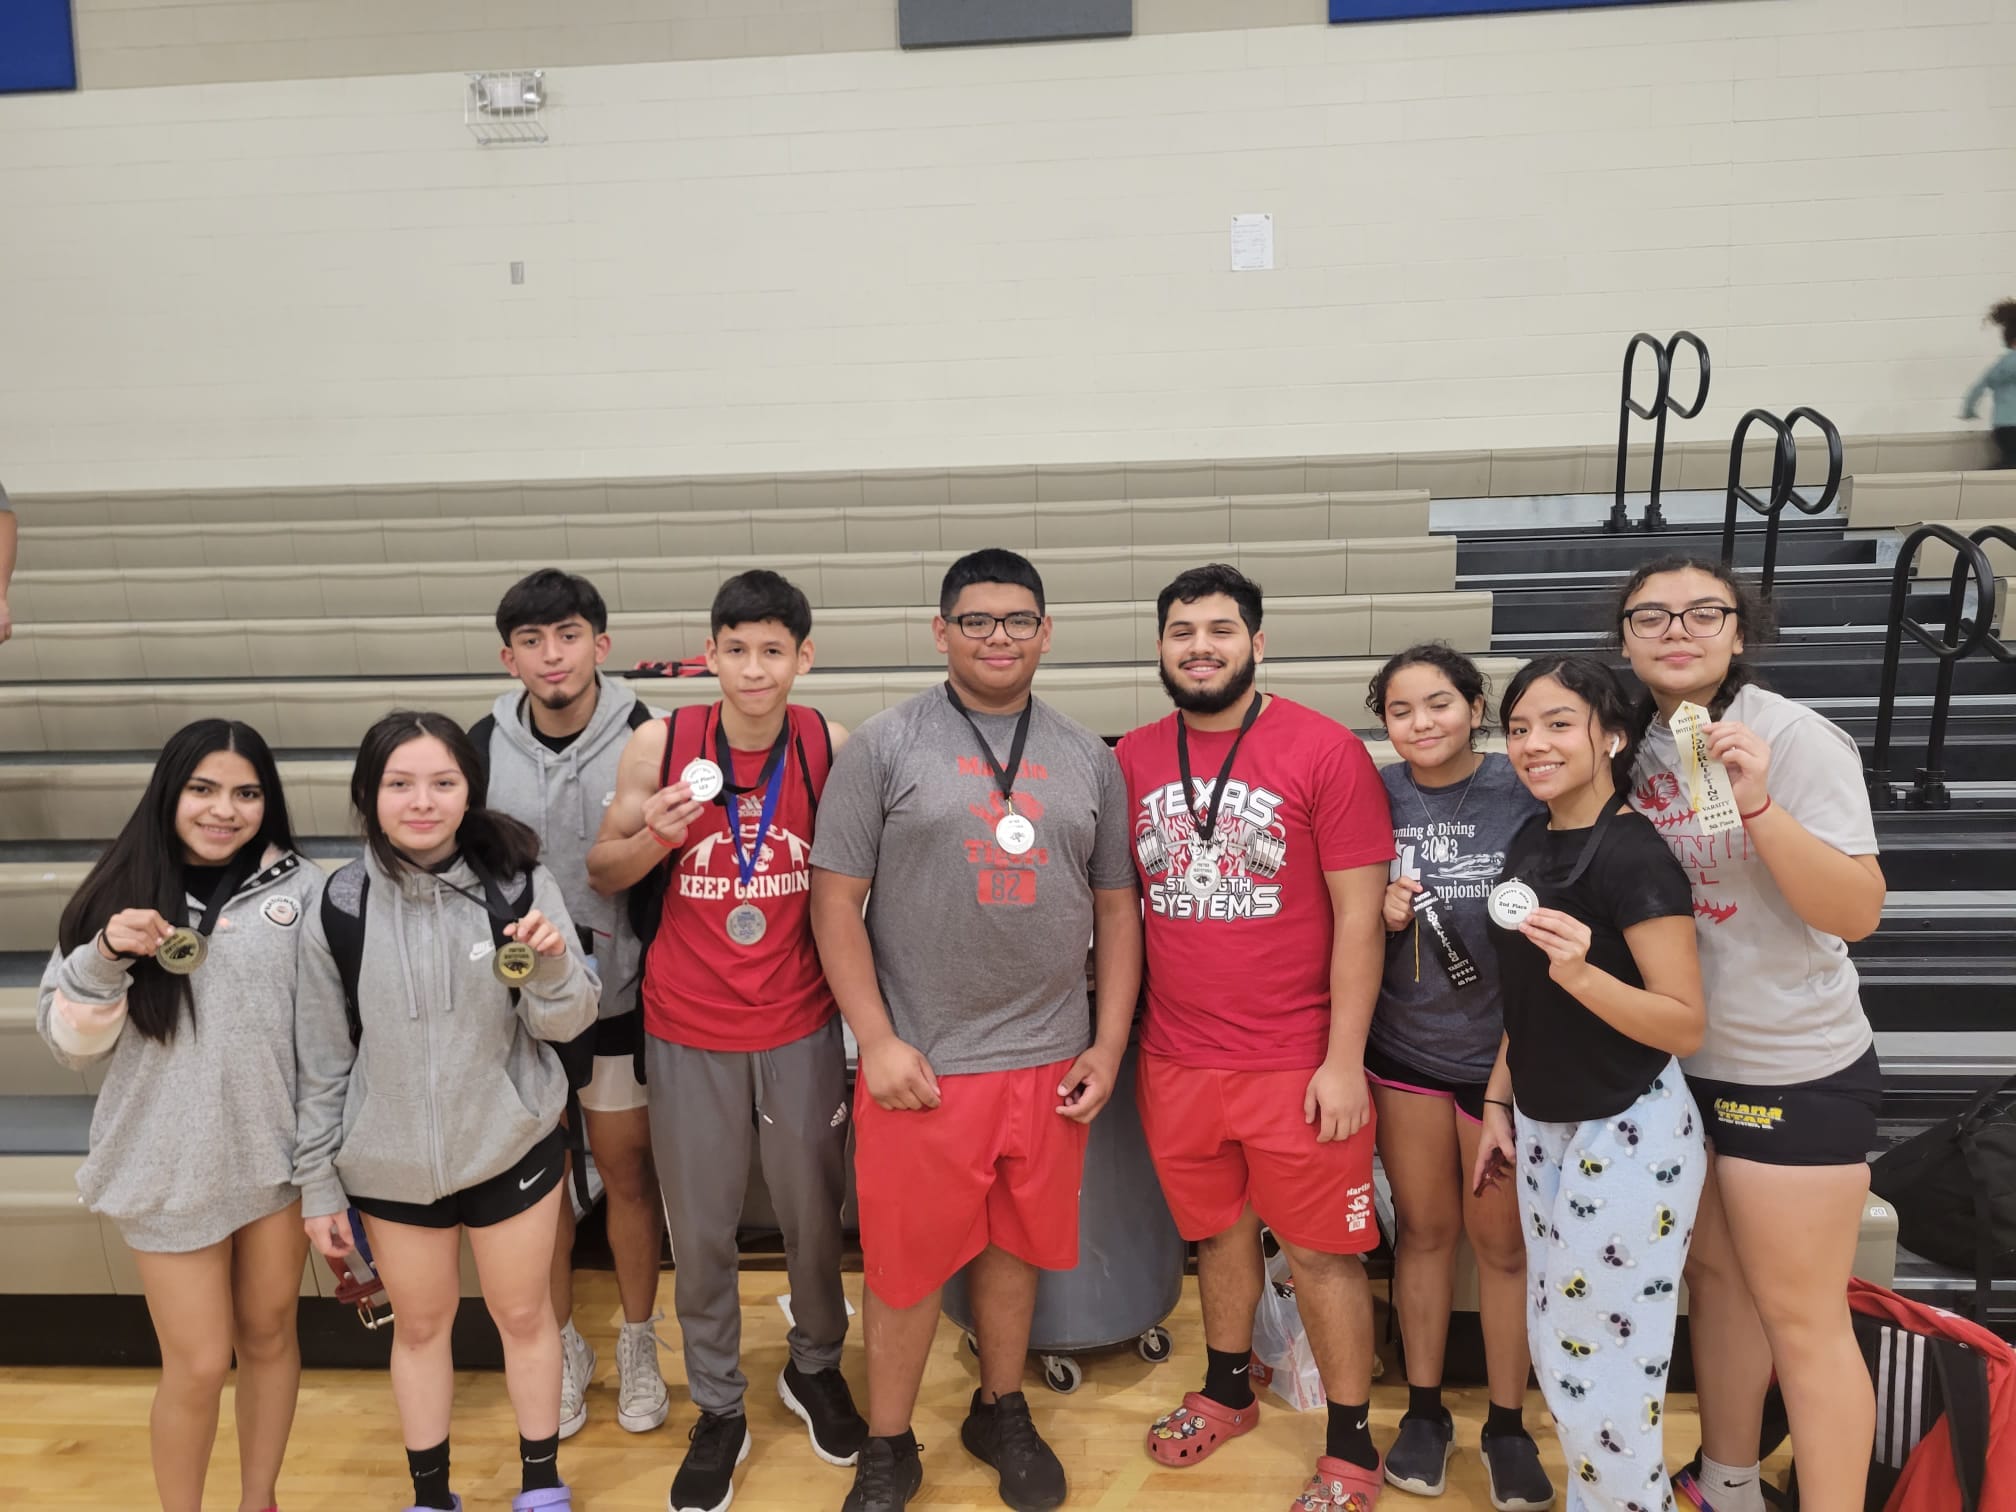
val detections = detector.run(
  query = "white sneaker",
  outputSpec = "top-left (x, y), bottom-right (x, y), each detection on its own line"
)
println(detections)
top-left (559, 1320), bottom-right (596, 1440)
top-left (616, 1312), bottom-right (671, 1433)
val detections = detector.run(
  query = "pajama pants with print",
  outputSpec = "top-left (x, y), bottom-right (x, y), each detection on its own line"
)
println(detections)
top-left (1515, 1061), bottom-right (1706, 1512)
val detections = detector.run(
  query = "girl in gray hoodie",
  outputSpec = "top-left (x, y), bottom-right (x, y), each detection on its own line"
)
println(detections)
top-left (37, 718), bottom-right (325, 1512)
top-left (292, 710), bottom-right (597, 1512)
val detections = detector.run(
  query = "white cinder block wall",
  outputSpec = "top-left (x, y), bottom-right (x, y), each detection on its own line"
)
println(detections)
top-left (2, 0), bottom-right (2011, 490)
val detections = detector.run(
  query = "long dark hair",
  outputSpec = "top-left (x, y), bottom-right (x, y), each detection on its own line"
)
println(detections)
top-left (1366, 642), bottom-right (1491, 748)
top-left (57, 720), bottom-right (295, 1043)
top-left (1612, 555), bottom-right (1777, 743)
top-left (351, 711), bottom-right (540, 881)
top-left (1500, 654), bottom-right (1640, 800)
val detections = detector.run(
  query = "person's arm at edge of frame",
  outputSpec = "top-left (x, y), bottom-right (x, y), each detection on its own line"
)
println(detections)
top-left (1307, 862), bottom-right (1387, 1143)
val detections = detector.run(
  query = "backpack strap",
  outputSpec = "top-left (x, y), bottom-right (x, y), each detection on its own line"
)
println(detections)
top-left (791, 704), bottom-right (833, 805)
top-left (1929, 1336), bottom-right (1991, 1512)
top-left (467, 713), bottom-right (498, 781)
top-left (318, 863), bottom-right (371, 1046)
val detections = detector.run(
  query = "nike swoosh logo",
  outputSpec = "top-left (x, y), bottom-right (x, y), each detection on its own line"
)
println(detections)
top-left (1355, 1417), bottom-right (1368, 1430)
top-left (1232, 1365), bottom-right (1248, 1375)
top-left (518, 1169), bottom-right (547, 1191)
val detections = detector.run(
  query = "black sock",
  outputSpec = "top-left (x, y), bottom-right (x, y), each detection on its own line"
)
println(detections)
top-left (1326, 1400), bottom-right (1378, 1469)
top-left (519, 1432), bottom-right (561, 1494)
top-left (1201, 1346), bottom-right (1255, 1409)
top-left (407, 1439), bottom-right (453, 1512)
top-left (1406, 1383), bottom-right (1445, 1422)
top-left (1483, 1401), bottom-right (1528, 1441)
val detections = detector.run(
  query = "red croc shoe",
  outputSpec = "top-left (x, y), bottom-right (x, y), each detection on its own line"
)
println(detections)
top-left (1293, 1454), bottom-right (1385, 1512)
top-left (1146, 1391), bottom-right (1261, 1467)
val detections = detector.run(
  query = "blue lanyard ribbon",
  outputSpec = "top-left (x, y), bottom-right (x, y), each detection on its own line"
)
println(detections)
top-left (727, 743), bottom-right (789, 890)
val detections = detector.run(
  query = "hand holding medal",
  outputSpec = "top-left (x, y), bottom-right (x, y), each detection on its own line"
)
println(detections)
top-left (491, 907), bottom-right (563, 986)
top-left (1514, 905), bottom-right (1594, 989)
top-left (97, 908), bottom-right (177, 963)
top-left (641, 778), bottom-right (707, 850)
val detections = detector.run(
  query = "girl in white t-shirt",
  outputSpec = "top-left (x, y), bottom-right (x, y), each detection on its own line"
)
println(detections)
top-left (1615, 555), bottom-right (1885, 1512)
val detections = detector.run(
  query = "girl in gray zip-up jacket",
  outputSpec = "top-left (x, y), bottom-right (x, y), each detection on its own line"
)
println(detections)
top-left (37, 718), bottom-right (320, 1512)
top-left (291, 710), bottom-right (596, 1512)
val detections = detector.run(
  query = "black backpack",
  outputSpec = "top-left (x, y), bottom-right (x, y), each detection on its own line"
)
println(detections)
top-left (318, 860), bottom-right (525, 1045)
top-left (1870, 1073), bottom-right (2016, 1316)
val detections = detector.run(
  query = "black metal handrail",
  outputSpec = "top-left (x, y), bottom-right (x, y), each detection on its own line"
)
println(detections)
top-left (1716, 405), bottom-right (1844, 597)
top-left (1967, 524), bottom-right (2015, 665)
top-left (1608, 329), bottom-right (1709, 533)
top-left (1866, 522), bottom-right (1998, 810)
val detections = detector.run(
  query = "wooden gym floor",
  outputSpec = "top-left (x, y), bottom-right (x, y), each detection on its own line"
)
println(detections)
top-left (1, 1271), bottom-right (1718, 1510)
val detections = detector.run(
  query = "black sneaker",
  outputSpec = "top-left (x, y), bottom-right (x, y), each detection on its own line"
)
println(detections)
top-left (669, 1410), bottom-right (749, 1512)
top-left (841, 1434), bottom-right (923, 1512)
top-left (1481, 1428), bottom-right (1556, 1512)
top-left (1385, 1411), bottom-right (1454, 1496)
top-left (779, 1361), bottom-right (869, 1466)
top-left (960, 1390), bottom-right (1067, 1512)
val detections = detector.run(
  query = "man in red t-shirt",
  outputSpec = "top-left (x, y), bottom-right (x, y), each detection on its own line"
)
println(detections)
top-left (590, 570), bottom-right (865, 1512)
top-left (1116, 564), bottom-right (1395, 1512)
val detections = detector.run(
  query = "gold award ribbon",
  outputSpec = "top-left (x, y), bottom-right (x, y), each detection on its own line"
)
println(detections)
top-left (1670, 700), bottom-right (1743, 835)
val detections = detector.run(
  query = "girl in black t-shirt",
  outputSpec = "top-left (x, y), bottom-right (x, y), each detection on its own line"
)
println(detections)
top-left (1469, 655), bottom-right (1706, 1512)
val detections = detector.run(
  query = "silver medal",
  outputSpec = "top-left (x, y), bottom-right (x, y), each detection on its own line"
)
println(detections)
top-left (1487, 878), bottom-right (1539, 930)
top-left (995, 812), bottom-right (1035, 855)
top-left (1183, 847), bottom-right (1223, 900)
top-left (725, 902), bottom-right (768, 947)
top-left (680, 757), bottom-right (724, 803)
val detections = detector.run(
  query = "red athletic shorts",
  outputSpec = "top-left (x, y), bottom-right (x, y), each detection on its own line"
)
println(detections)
top-left (853, 1056), bottom-right (1089, 1309)
top-left (1137, 1052), bottom-right (1379, 1255)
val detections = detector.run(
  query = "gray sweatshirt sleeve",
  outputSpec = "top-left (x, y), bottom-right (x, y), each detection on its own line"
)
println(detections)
top-left (36, 941), bottom-right (137, 1069)
top-left (517, 864), bottom-right (601, 1045)
top-left (291, 895), bottom-right (357, 1221)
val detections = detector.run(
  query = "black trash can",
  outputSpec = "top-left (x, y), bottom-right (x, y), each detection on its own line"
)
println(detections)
top-left (942, 1040), bottom-right (1184, 1393)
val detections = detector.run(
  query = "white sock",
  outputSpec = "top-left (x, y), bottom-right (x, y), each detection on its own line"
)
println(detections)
top-left (1698, 1454), bottom-right (1767, 1512)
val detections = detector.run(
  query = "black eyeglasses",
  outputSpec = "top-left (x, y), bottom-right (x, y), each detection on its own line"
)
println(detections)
top-left (950, 611), bottom-right (1044, 640)
top-left (1622, 605), bottom-right (1738, 639)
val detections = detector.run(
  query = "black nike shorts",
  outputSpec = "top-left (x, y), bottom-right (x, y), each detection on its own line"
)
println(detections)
top-left (1687, 1046), bottom-right (1882, 1167)
top-left (350, 1123), bottom-right (566, 1230)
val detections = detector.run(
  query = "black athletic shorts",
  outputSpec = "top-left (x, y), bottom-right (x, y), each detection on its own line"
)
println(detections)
top-left (351, 1123), bottom-right (566, 1229)
top-left (1363, 1041), bottom-right (1490, 1124)
top-left (1687, 1046), bottom-right (1883, 1167)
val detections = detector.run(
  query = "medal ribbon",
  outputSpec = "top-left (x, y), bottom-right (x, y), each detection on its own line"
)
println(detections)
top-left (945, 683), bottom-right (1034, 819)
top-left (1669, 700), bottom-right (1742, 835)
top-left (397, 851), bottom-right (528, 929)
top-left (724, 735), bottom-right (790, 891)
top-left (177, 846), bottom-right (265, 939)
top-left (1174, 692), bottom-right (1264, 850)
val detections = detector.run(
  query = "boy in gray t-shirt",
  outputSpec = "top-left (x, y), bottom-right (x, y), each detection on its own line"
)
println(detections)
top-left (810, 549), bottom-right (1140, 1512)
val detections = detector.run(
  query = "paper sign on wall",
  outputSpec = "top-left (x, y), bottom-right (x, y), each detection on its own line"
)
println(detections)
top-left (1230, 213), bottom-right (1274, 272)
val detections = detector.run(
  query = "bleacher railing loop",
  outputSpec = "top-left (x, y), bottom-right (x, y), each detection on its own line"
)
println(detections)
top-left (1609, 330), bottom-right (1710, 533)
top-left (1866, 523), bottom-right (1999, 811)
top-left (1716, 406), bottom-right (1844, 599)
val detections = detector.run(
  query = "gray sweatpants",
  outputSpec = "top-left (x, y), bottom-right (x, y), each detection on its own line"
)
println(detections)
top-left (647, 1017), bottom-right (851, 1415)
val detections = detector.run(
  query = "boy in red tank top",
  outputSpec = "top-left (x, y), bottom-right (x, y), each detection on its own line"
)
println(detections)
top-left (589, 571), bottom-right (864, 1512)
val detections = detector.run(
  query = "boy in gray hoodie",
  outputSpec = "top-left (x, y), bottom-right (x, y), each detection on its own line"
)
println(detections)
top-left (472, 567), bottom-right (669, 1437)
top-left (294, 710), bottom-right (599, 1512)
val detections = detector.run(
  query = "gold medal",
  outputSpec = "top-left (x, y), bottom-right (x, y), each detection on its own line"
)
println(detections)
top-left (157, 927), bottom-right (207, 975)
top-left (493, 939), bottom-right (538, 985)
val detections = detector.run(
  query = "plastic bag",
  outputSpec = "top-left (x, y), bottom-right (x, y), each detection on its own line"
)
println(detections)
top-left (1248, 1235), bottom-right (1327, 1411)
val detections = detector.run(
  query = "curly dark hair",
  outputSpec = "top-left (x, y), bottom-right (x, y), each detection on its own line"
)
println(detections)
top-left (1993, 298), bottom-right (2016, 346)
top-left (1365, 642), bottom-right (1491, 748)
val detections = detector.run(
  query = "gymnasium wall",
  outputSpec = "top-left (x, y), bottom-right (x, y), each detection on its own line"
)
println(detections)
top-left (3, 0), bottom-right (2010, 491)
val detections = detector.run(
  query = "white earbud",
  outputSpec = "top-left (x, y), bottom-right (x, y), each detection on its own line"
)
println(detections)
top-left (1608, 736), bottom-right (1623, 759)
